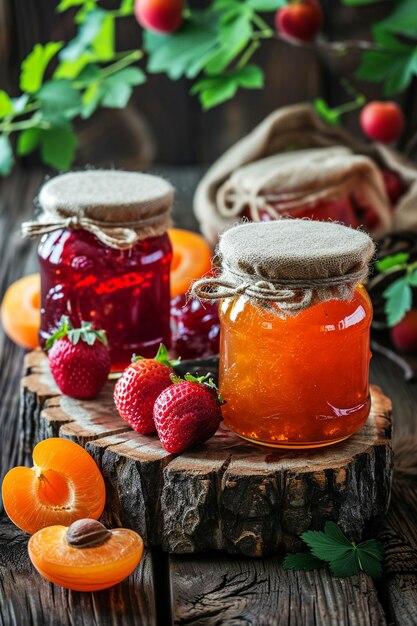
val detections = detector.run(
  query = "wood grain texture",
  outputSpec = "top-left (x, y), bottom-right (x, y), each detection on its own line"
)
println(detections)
top-left (169, 553), bottom-right (386, 626)
top-left (22, 349), bottom-right (393, 557)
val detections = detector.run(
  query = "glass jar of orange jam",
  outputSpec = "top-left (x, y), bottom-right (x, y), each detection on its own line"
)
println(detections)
top-left (192, 220), bottom-right (375, 449)
top-left (219, 286), bottom-right (372, 448)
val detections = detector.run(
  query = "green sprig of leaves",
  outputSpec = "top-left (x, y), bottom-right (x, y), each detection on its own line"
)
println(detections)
top-left (283, 522), bottom-right (384, 579)
top-left (144, 0), bottom-right (279, 109)
top-left (0, 0), bottom-right (143, 176)
top-left (376, 252), bottom-right (417, 326)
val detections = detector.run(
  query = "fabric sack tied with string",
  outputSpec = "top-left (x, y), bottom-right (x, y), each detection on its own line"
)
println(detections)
top-left (191, 220), bottom-right (375, 317)
top-left (194, 103), bottom-right (417, 245)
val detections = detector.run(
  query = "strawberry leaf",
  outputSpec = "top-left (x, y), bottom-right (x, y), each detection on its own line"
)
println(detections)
top-left (383, 277), bottom-right (412, 326)
top-left (283, 552), bottom-right (325, 572)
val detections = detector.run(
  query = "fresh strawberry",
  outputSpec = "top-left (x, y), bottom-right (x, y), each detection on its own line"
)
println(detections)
top-left (153, 374), bottom-right (223, 453)
top-left (114, 344), bottom-right (178, 435)
top-left (46, 316), bottom-right (111, 399)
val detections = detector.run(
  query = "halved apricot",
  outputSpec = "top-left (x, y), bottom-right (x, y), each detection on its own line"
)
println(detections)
top-left (168, 228), bottom-right (212, 297)
top-left (2, 438), bottom-right (106, 534)
top-left (29, 524), bottom-right (143, 592)
top-left (1, 274), bottom-right (41, 349)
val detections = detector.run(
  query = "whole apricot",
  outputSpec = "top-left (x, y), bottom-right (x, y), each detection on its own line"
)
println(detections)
top-left (275, 0), bottom-right (323, 43)
top-left (134, 0), bottom-right (183, 34)
top-left (360, 102), bottom-right (404, 144)
top-left (391, 310), bottom-right (417, 353)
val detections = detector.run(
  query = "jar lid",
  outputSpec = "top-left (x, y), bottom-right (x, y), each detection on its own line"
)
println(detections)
top-left (22, 170), bottom-right (174, 249)
top-left (191, 219), bottom-right (375, 316)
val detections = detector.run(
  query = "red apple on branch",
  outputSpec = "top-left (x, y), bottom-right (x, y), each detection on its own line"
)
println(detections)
top-left (275, 0), bottom-right (323, 43)
top-left (360, 102), bottom-right (404, 144)
top-left (135, 0), bottom-right (183, 34)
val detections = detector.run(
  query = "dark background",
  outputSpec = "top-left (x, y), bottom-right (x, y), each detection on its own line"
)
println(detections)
top-left (1, 0), bottom-right (416, 170)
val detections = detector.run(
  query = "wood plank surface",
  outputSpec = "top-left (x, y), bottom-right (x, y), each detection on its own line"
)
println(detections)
top-left (0, 167), bottom-right (416, 625)
top-left (169, 554), bottom-right (386, 626)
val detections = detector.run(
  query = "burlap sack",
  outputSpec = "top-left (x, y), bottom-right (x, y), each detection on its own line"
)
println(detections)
top-left (194, 103), bottom-right (417, 244)
top-left (191, 219), bottom-right (375, 317)
top-left (22, 170), bottom-right (173, 250)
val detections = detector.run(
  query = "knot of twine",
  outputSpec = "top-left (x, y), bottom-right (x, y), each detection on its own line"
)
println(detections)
top-left (21, 211), bottom-right (170, 250)
top-left (191, 265), bottom-right (368, 314)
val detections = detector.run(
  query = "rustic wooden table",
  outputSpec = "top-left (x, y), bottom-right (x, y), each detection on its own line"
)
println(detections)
top-left (0, 168), bottom-right (416, 626)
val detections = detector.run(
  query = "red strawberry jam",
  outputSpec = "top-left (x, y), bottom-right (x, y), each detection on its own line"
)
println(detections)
top-left (170, 294), bottom-right (220, 359)
top-left (38, 229), bottom-right (172, 372)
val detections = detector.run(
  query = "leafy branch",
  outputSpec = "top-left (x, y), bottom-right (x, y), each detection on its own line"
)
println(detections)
top-left (2, 0), bottom-right (417, 175)
top-left (0, 0), bottom-right (143, 175)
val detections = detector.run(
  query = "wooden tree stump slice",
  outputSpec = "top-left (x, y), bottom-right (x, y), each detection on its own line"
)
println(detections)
top-left (20, 349), bottom-right (393, 557)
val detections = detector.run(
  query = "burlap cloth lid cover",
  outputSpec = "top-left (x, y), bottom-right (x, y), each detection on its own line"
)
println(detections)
top-left (22, 170), bottom-right (174, 250)
top-left (194, 103), bottom-right (417, 245)
top-left (191, 219), bottom-right (375, 317)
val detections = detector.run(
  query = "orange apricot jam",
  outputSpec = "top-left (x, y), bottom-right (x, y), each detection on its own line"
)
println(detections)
top-left (219, 285), bottom-right (372, 449)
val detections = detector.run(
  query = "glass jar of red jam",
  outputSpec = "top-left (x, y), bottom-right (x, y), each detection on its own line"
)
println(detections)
top-left (27, 170), bottom-right (173, 371)
top-left (192, 220), bottom-right (375, 449)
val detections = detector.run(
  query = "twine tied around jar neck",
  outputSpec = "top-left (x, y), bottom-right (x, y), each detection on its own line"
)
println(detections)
top-left (22, 170), bottom-right (173, 250)
top-left (21, 212), bottom-right (168, 250)
top-left (190, 220), bottom-right (375, 317)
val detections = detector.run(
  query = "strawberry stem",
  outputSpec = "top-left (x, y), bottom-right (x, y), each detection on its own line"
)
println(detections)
top-left (45, 315), bottom-right (108, 350)
top-left (132, 343), bottom-right (181, 368)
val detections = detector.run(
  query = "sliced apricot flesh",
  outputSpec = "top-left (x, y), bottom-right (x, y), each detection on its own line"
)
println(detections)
top-left (168, 228), bottom-right (212, 297)
top-left (2, 438), bottom-right (106, 535)
top-left (1, 274), bottom-right (40, 349)
top-left (29, 524), bottom-right (143, 592)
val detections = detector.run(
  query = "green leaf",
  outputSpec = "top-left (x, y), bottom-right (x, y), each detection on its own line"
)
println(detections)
top-left (283, 552), bottom-right (325, 571)
top-left (192, 65), bottom-right (263, 109)
top-left (356, 550), bottom-right (382, 579)
top-left (20, 42), bottom-right (64, 94)
top-left (40, 127), bottom-right (78, 170)
top-left (60, 9), bottom-right (105, 62)
top-left (91, 14), bottom-right (115, 61)
top-left (328, 551), bottom-right (359, 577)
top-left (17, 128), bottom-right (42, 156)
top-left (408, 269), bottom-right (417, 287)
top-left (0, 91), bottom-right (13, 119)
top-left (247, 0), bottom-right (286, 9)
top-left (220, 9), bottom-right (252, 51)
top-left (145, 13), bottom-right (220, 80)
top-left (101, 67), bottom-right (146, 109)
top-left (119, 0), bottom-right (134, 14)
top-left (301, 528), bottom-right (353, 562)
top-left (313, 98), bottom-right (340, 126)
top-left (383, 277), bottom-right (413, 326)
top-left (0, 135), bottom-right (14, 175)
top-left (81, 81), bottom-right (104, 118)
top-left (37, 79), bottom-right (82, 123)
top-left (53, 54), bottom-right (93, 79)
top-left (376, 0), bottom-right (417, 38)
top-left (37, 79), bottom-right (82, 125)
top-left (376, 252), bottom-right (410, 272)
